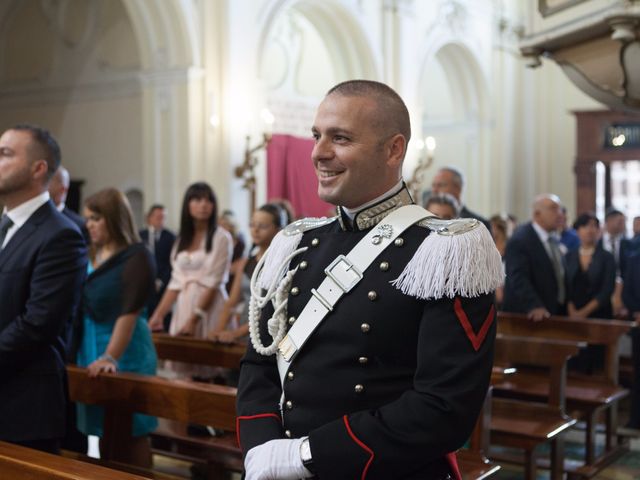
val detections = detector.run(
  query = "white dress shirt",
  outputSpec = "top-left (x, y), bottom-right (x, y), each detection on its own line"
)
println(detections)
top-left (2, 191), bottom-right (50, 248)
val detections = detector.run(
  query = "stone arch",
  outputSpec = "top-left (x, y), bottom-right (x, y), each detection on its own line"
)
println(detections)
top-left (120, 0), bottom-right (198, 69)
top-left (414, 41), bottom-right (492, 213)
top-left (257, 0), bottom-right (379, 86)
top-left (118, 0), bottom-right (201, 228)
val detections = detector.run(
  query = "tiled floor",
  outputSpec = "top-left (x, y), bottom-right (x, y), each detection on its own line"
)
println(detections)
top-left (493, 429), bottom-right (640, 479)
top-left (147, 413), bottom-right (640, 479)
top-left (150, 434), bottom-right (640, 480)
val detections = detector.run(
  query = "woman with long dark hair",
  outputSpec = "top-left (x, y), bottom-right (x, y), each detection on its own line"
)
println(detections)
top-left (149, 182), bottom-right (232, 376)
top-left (209, 203), bottom-right (286, 345)
top-left (76, 188), bottom-right (157, 466)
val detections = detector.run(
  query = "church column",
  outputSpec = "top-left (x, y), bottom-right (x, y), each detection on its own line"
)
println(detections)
top-left (140, 67), bottom-right (205, 228)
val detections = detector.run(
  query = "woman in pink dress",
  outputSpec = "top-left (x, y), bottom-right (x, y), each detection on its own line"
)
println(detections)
top-left (149, 182), bottom-right (232, 378)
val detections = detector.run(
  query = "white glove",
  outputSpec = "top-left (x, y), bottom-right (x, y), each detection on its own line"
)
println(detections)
top-left (244, 437), bottom-right (314, 480)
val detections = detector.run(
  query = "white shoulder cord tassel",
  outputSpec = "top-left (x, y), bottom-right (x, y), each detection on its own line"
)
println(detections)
top-left (248, 246), bottom-right (308, 356)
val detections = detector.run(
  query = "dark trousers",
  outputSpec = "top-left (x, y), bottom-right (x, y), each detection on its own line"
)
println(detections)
top-left (12, 438), bottom-right (60, 455)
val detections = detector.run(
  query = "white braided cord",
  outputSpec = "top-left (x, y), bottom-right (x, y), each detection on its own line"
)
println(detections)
top-left (248, 246), bottom-right (308, 356)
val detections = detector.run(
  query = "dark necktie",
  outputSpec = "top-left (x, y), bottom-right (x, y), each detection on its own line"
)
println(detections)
top-left (148, 228), bottom-right (156, 255)
top-left (548, 236), bottom-right (565, 304)
top-left (610, 236), bottom-right (619, 266)
top-left (0, 214), bottom-right (14, 250)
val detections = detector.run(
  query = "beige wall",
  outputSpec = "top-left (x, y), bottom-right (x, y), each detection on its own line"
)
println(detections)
top-left (0, 0), bottom-right (612, 233)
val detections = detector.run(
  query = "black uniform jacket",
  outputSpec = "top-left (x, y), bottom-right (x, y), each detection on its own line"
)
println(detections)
top-left (237, 199), bottom-right (496, 480)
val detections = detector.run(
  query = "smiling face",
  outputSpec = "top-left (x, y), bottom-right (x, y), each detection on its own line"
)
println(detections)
top-left (311, 94), bottom-right (405, 209)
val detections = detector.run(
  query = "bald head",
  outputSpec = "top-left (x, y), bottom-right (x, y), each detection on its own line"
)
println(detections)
top-left (49, 165), bottom-right (70, 207)
top-left (431, 167), bottom-right (464, 200)
top-left (326, 80), bottom-right (411, 159)
top-left (532, 193), bottom-right (562, 233)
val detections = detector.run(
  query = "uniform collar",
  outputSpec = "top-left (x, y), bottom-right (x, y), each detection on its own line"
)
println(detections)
top-left (336, 182), bottom-right (415, 231)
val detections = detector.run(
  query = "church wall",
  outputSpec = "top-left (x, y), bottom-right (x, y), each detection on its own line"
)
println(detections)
top-left (0, 0), bottom-right (612, 232)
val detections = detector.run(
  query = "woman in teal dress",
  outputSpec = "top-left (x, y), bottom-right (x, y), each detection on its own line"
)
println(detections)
top-left (76, 188), bottom-right (157, 467)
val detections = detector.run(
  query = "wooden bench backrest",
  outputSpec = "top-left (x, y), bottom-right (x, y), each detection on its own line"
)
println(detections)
top-left (497, 312), bottom-right (633, 383)
top-left (152, 333), bottom-right (246, 369)
top-left (67, 365), bottom-right (237, 430)
top-left (495, 334), bottom-right (584, 410)
top-left (0, 440), bottom-right (145, 480)
top-left (67, 365), bottom-right (238, 463)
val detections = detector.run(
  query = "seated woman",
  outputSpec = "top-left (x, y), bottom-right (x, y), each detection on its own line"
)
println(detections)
top-left (424, 192), bottom-right (460, 220)
top-left (209, 203), bottom-right (286, 345)
top-left (76, 188), bottom-right (157, 467)
top-left (565, 212), bottom-right (616, 373)
top-left (218, 209), bottom-right (246, 294)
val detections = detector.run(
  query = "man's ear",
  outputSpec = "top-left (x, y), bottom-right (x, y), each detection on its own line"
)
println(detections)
top-left (31, 159), bottom-right (49, 182)
top-left (386, 133), bottom-right (406, 168)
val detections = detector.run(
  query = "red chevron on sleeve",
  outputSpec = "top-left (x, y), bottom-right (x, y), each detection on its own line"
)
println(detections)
top-left (453, 297), bottom-right (495, 352)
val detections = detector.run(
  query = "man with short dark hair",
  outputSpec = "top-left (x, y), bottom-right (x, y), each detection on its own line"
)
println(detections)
top-left (430, 166), bottom-right (490, 230)
top-left (598, 208), bottom-right (631, 278)
top-left (237, 81), bottom-right (502, 479)
top-left (140, 204), bottom-right (176, 331)
top-left (0, 124), bottom-right (87, 453)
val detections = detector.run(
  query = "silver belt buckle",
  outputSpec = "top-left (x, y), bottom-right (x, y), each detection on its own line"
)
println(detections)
top-left (278, 335), bottom-right (297, 361)
top-left (324, 255), bottom-right (362, 293)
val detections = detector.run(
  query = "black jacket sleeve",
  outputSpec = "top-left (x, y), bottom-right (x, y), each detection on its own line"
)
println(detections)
top-left (308, 294), bottom-right (495, 479)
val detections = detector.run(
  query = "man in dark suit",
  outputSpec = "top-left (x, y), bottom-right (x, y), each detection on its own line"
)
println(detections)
top-left (0, 124), bottom-right (87, 454)
top-left (503, 193), bottom-right (566, 321)
top-left (140, 204), bottom-right (175, 330)
top-left (597, 208), bottom-right (631, 278)
top-left (48, 165), bottom-right (89, 243)
top-left (430, 166), bottom-right (491, 230)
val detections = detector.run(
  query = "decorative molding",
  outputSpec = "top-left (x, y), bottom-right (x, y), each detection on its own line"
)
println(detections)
top-left (0, 75), bottom-right (140, 108)
top-left (382, 0), bottom-right (413, 16)
top-left (39, 0), bottom-right (100, 50)
top-left (539, 0), bottom-right (588, 18)
top-left (0, 67), bottom-right (204, 108)
top-left (139, 67), bottom-right (205, 87)
top-left (521, 2), bottom-right (640, 110)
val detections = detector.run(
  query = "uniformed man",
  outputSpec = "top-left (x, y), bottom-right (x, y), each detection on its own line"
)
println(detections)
top-left (236, 80), bottom-right (503, 480)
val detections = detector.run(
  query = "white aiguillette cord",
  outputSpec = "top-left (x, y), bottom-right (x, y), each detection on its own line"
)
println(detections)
top-left (276, 204), bottom-right (432, 386)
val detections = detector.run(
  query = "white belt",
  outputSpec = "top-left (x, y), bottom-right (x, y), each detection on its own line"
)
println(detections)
top-left (276, 204), bottom-right (431, 386)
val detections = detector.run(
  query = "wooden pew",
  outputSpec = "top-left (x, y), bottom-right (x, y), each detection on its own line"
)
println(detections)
top-left (496, 312), bottom-right (633, 477)
top-left (490, 334), bottom-right (582, 480)
top-left (458, 386), bottom-right (501, 480)
top-left (67, 365), bottom-right (236, 477)
top-left (0, 440), bottom-right (146, 480)
top-left (152, 333), bottom-right (245, 369)
top-left (150, 334), bottom-right (245, 474)
top-left (152, 334), bottom-right (499, 479)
